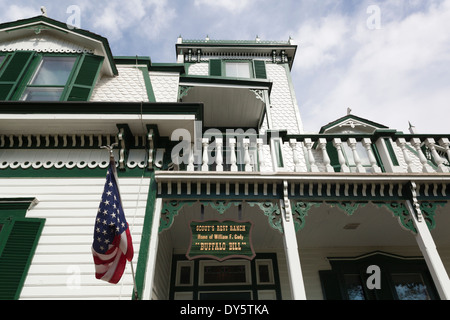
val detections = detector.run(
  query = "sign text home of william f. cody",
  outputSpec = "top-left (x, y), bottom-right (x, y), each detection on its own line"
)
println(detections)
top-left (187, 220), bottom-right (255, 261)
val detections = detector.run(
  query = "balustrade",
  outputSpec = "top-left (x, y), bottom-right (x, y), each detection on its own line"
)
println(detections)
top-left (163, 133), bottom-right (450, 174)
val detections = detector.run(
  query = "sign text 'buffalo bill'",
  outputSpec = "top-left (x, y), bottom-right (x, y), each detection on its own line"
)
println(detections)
top-left (187, 220), bottom-right (255, 261)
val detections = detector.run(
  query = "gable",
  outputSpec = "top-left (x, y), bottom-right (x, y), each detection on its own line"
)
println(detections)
top-left (319, 114), bottom-right (389, 134)
top-left (0, 15), bottom-right (116, 77)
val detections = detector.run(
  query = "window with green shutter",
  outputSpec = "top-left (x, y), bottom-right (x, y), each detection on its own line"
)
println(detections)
top-left (0, 51), bottom-right (103, 102)
top-left (0, 198), bottom-right (44, 300)
top-left (67, 54), bottom-right (103, 101)
top-left (209, 59), bottom-right (267, 79)
top-left (0, 51), bottom-right (35, 100)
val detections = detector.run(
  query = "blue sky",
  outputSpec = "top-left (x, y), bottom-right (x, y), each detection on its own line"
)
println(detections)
top-left (1, 0), bottom-right (450, 133)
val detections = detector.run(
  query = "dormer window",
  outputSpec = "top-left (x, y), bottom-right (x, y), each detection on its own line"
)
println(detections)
top-left (21, 56), bottom-right (77, 101)
top-left (0, 51), bottom-right (103, 102)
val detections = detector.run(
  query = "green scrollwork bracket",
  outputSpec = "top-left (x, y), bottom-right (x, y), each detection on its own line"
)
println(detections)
top-left (376, 202), bottom-right (417, 233)
top-left (200, 201), bottom-right (240, 215)
top-left (328, 201), bottom-right (367, 216)
top-left (418, 201), bottom-right (445, 230)
top-left (159, 200), bottom-right (196, 233)
top-left (291, 201), bottom-right (322, 232)
top-left (247, 201), bottom-right (283, 234)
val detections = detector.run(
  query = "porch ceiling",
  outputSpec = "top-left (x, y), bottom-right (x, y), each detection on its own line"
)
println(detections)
top-left (297, 202), bottom-right (450, 249)
top-left (179, 84), bottom-right (267, 128)
top-left (161, 200), bottom-right (450, 252)
top-left (162, 201), bottom-right (284, 253)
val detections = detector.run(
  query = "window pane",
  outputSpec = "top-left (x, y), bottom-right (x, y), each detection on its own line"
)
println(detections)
top-left (258, 264), bottom-right (271, 283)
top-left (30, 57), bottom-right (76, 85)
top-left (179, 266), bottom-right (191, 285)
top-left (344, 274), bottom-right (366, 300)
top-left (21, 87), bottom-right (63, 101)
top-left (225, 62), bottom-right (251, 78)
top-left (203, 265), bottom-right (247, 284)
top-left (392, 273), bottom-right (430, 300)
top-left (0, 56), bottom-right (5, 66)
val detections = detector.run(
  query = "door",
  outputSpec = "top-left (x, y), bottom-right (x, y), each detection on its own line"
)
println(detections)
top-left (169, 253), bottom-right (282, 300)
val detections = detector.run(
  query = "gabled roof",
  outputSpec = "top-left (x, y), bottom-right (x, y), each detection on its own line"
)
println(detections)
top-left (0, 15), bottom-right (117, 76)
top-left (319, 114), bottom-right (389, 134)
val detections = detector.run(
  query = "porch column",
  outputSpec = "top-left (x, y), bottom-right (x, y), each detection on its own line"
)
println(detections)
top-left (280, 182), bottom-right (307, 300)
top-left (406, 200), bottom-right (450, 300)
top-left (142, 198), bottom-right (163, 300)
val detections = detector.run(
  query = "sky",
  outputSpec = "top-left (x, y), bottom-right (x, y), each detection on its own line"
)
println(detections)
top-left (1, 0), bottom-right (449, 134)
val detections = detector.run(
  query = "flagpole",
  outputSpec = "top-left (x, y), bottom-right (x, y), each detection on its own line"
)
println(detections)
top-left (101, 144), bottom-right (139, 300)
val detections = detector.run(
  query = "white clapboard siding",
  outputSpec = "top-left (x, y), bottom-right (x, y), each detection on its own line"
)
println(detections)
top-left (0, 177), bottom-right (150, 300)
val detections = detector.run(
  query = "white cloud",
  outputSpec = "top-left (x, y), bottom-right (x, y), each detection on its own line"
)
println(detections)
top-left (92, 0), bottom-right (175, 42)
top-left (294, 0), bottom-right (450, 133)
top-left (0, 5), bottom-right (39, 22)
top-left (194, 0), bottom-right (254, 13)
top-left (293, 14), bottom-right (351, 70)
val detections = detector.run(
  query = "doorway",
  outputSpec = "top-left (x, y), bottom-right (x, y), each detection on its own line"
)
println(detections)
top-left (169, 253), bottom-right (282, 300)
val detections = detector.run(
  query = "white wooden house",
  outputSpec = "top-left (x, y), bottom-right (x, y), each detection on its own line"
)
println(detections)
top-left (1, 14), bottom-right (450, 300)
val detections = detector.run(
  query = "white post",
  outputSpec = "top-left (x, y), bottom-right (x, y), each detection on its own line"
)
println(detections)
top-left (362, 138), bottom-right (382, 173)
top-left (396, 138), bottom-right (419, 173)
top-left (257, 138), bottom-right (266, 172)
top-left (142, 198), bottom-right (162, 300)
top-left (280, 181), bottom-right (307, 300)
top-left (318, 138), bottom-right (334, 173)
top-left (410, 138), bottom-right (434, 173)
top-left (215, 138), bottom-right (223, 172)
top-left (304, 138), bottom-right (319, 172)
top-left (201, 138), bottom-right (209, 172)
top-left (425, 138), bottom-right (449, 173)
top-left (289, 139), bottom-right (303, 172)
top-left (229, 138), bottom-right (238, 172)
top-left (347, 138), bottom-right (365, 173)
top-left (406, 200), bottom-right (450, 300)
top-left (243, 138), bottom-right (253, 172)
top-left (333, 138), bottom-right (350, 173)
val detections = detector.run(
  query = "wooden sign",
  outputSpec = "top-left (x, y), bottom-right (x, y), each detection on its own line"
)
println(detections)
top-left (187, 220), bottom-right (255, 261)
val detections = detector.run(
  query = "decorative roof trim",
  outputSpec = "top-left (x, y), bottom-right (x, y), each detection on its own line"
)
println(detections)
top-left (0, 15), bottom-right (117, 76)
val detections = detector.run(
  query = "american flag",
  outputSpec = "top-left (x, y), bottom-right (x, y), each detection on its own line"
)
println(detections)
top-left (92, 158), bottom-right (134, 284)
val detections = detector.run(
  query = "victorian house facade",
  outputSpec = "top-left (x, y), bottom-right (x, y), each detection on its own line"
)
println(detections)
top-left (1, 15), bottom-right (450, 300)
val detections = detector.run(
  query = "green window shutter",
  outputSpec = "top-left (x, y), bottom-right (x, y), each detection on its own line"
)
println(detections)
top-left (209, 59), bottom-right (222, 77)
top-left (67, 54), bottom-right (103, 101)
top-left (319, 270), bottom-right (343, 300)
top-left (0, 51), bottom-right (34, 101)
top-left (0, 218), bottom-right (44, 300)
top-left (253, 60), bottom-right (267, 79)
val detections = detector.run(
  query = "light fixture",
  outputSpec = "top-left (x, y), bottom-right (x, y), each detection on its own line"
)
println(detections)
top-left (343, 223), bottom-right (360, 230)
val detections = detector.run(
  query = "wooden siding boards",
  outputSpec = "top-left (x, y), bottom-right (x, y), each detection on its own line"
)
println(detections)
top-left (0, 177), bottom-right (149, 300)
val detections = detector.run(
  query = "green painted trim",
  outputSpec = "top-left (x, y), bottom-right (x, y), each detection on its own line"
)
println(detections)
top-left (0, 166), bottom-right (153, 178)
top-left (384, 138), bottom-right (400, 166)
top-left (138, 67), bottom-right (156, 102)
top-left (0, 101), bottom-right (204, 121)
top-left (0, 198), bottom-right (37, 219)
top-left (180, 74), bottom-right (272, 92)
top-left (134, 171), bottom-right (156, 300)
top-left (0, 217), bottom-right (45, 300)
